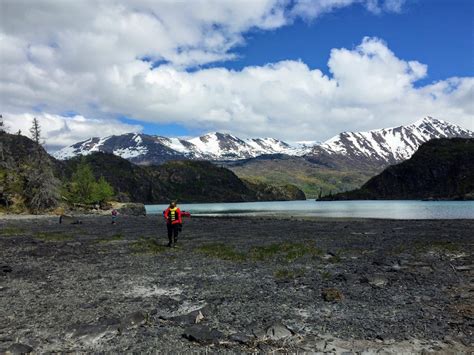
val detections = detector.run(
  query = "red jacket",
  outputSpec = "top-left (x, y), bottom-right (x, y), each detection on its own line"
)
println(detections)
top-left (164, 207), bottom-right (182, 225)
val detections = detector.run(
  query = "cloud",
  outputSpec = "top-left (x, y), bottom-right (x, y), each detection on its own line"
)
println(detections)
top-left (3, 113), bottom-right (142, 150)
top-left (292, 0), bottom-right (407, 19)
top-left (1, 1), bottom-right (472, 148)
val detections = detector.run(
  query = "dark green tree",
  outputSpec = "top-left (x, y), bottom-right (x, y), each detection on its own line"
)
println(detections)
top-left (69, 160), bottom-right (115, 204)
top-left (92, 176), bottom-right (114, 203)
top-left (70, 159), bottom-right (96, 204)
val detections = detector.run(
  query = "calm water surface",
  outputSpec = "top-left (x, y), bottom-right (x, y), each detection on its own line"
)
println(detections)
top-left (146, 200), bottom-right (474, 219)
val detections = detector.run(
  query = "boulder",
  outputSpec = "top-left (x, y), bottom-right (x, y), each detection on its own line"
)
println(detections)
top-left (265, 322), bottom-right (293, 340)
top-left (183, 324), bottom-right (224, 344)
top-left (58, 214), bottom-right (82, 224)
top-left (117, 203), bottom-right (146, 216)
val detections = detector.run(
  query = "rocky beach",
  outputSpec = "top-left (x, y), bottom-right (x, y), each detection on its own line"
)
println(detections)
top-left (0, 215), bottom-right (473, 353)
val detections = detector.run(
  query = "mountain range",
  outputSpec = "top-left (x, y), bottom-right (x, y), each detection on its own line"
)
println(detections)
top-left (53, 117), bottom-right (473, 198)
top-left (54, 117), bottom-right (473, 170)
top-left (54, 132), bottom-right (312, 164)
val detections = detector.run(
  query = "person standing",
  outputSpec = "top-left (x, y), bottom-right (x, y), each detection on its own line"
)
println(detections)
top-left (163, 201), bottom-right (183, 247)
top-left (111, 209), bottom-right (118, 224)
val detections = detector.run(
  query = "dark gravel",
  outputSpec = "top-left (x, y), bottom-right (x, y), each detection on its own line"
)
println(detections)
top-left (0, 215), bottom-right (473, 352)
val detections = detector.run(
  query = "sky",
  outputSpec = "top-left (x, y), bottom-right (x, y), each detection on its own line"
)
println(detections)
top-left (1, 0), bottom-right (473, 151)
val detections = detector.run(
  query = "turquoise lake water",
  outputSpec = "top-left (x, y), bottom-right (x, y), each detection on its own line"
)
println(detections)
top-left (146, 200), bottom-right (474, 219)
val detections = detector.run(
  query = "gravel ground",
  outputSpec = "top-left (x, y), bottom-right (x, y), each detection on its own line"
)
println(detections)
top-left (1, 215), bottom-right (473, 353)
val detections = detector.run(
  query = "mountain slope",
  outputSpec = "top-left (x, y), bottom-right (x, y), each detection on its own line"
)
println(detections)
top-left (60, 155), bottom-right (306, 203)
top-left (321, 138), bottom-right (474, 200)
top-left (306, 117), bottom-right (474, 169)
top-left (225, 154), bottom-right (376, 198)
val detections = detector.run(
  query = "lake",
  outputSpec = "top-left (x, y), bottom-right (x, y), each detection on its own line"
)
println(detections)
top-left (146, 200), bottom-right (474, 219)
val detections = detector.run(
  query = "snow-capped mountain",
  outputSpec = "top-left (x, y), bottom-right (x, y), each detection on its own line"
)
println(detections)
top-left (306, 117), bottom-right (474, 168)
top-left (54, 117), bottom-right (473, 167)
top-left (54, 131), bottom-right (310, 164)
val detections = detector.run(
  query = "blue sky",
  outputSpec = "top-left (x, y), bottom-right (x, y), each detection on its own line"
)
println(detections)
top-left (2, 0), bottom-right (473, 149)
top-left (231, 0), bottom-right (473, 82)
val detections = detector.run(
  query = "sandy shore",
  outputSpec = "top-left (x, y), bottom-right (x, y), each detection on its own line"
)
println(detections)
top-left (1, 215), bottom-right (473, 353)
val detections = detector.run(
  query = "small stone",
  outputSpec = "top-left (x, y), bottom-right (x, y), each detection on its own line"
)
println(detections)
top-left (194, 310), bottom-right (204, 324)
top-left (368, 276), bottom-right (388, 288)
top-left (183, 324), bottom-right (223, 344)
top-left (360, 275), bottom-right (388, 288)
top-left (7, 343), bottom-right (34, 354)
top-left (322, 288), bottom-right (344, 302)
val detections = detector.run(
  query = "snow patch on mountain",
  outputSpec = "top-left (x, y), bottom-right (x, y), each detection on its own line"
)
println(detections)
top-left (53, 117), bottom-right (473, 166)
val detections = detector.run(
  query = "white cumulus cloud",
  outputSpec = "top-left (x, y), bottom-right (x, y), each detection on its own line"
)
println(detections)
top-left (1, 0), bottom-right (472, 149)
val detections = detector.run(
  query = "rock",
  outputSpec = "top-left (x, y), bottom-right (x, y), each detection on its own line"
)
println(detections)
top-left (69, 322), bottom-right (118, 343)
top-left (334, 273), bottom-right (348, 282)
top-left (117, 203), bottom-right (146, 216)
top-left (58, 214), bottom-right (83, 225)
top-left (454, 265), bottom-right (472, 272)
top-left (360, 275), bottom-right (389, 288)
top-left (1, 265), bottom-right (12, 273)
top-left (322, 288), bottom-right (344, 302)
top-left (169, 305), bottom-right (210, 325)
top-left (230, 332), bottom-right (252, 344)
top-left (7, 343), bottom-right (33, 354)
top-left (183, 324), bottom-right (224, 344)
top-left (265, 322), bottom-right (293, 340)
top-left (119, 311), bottom-right (147, 330)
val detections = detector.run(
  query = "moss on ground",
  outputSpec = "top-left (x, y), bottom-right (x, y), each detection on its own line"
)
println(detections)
top-left (196, 243), bottom-right (246, 262)
top-left (35, 232), bottom-right (72, 241)
top-left (96, 233), bottom-right (124, 244)
top-left (196, 241), bottom-right (323, 263)
top-left (130, 237), bottom-right (169, 254)
top-left (0, 227), bottom-right (25, 236)
top-left (251, 242), bottom-right (323, 262)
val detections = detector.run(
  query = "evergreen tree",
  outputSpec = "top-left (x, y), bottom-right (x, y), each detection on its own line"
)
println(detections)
top-left (23, 118), bottom-right (61, 212)
top-left (70, 159), bottom-right (96, 204)
top-left (0, 114), bottom-right (4, 133)
top-left (30, 117), bottom-right (41, 145)
top-left (69, 161), bottom-right (115, 204)
top-left (92, 176), bottom-right (114, 203)
top-left (25, 167), bottom-right (61, 213)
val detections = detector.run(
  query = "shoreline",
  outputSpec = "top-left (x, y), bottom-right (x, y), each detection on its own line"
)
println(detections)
top-left (1, 215), bottom-right (473, 352)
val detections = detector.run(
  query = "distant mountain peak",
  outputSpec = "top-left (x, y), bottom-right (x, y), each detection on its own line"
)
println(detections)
top-left (310, 117), bottom-right (474, 167)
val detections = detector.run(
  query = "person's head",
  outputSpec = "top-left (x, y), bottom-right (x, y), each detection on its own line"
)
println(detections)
top-left (169, 201), bottom-right (177, 208)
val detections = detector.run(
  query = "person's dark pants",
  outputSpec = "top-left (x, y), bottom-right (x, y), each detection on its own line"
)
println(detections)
top-left (167, 223), bottom-right (179, 246)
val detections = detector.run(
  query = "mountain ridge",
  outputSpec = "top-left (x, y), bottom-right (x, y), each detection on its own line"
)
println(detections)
top-left (54, 117), bottom-right (474, 169)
